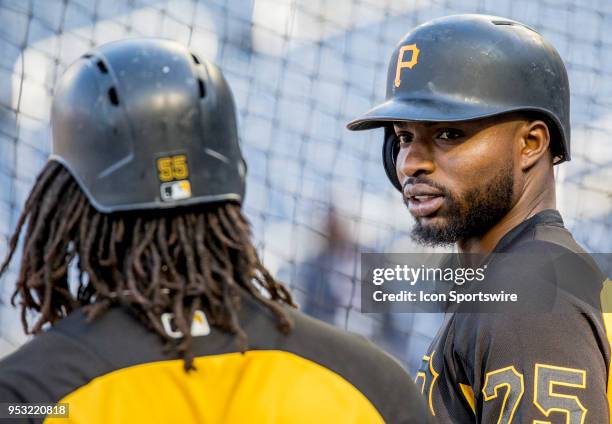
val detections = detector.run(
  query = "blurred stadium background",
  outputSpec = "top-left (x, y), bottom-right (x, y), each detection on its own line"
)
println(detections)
top-left (0, 0), bottom-right (610, 374)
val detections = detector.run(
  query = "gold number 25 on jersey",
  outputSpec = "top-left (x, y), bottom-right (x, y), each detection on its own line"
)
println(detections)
top-left (482, 363), bottom-right (586, 424)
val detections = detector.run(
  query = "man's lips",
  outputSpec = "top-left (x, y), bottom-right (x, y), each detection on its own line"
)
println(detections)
top-left (403, 184), bottom-right (445, 218)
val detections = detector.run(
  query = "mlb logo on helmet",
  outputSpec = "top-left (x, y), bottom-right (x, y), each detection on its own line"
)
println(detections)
top-left (161, 180), bottom-right (192, 201)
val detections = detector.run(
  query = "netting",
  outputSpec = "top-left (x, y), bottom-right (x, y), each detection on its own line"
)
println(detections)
top-left (0, 0), bottom-right (611, 374)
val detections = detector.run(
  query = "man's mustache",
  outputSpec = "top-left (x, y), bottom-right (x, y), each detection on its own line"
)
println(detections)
top-left (402, 177), bottom-right (451, 197)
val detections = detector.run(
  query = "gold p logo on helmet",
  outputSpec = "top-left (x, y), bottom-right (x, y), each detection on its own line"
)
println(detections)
top-left (394, 44), bottom-right (420, 87)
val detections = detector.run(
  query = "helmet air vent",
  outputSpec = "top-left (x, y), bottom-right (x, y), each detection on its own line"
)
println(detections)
top-left (96, 60), bottom-right (109, 74)
top-left (108, 87), bottom-right (119, 106)
top-left (197, 79), bottom-right (206, 98)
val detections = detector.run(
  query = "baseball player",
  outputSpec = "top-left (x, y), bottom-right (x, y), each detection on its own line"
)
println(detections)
top-left (348, 14), bottom-right (611, 423)
top-left (0, 39), bottom-right (430, 423)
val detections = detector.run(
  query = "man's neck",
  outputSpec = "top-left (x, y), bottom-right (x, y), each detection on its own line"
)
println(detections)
top-left (457, 186), bottom-right (556, 254)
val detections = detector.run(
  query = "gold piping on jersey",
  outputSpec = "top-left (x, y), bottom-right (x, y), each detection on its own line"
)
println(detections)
top-left (599, 278), bottom-right (612, 424)
top-left (459, 383), bottom-right (476, 414)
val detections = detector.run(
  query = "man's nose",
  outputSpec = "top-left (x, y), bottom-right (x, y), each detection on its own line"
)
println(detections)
top-left (395, 137), bottom-right (435, 182)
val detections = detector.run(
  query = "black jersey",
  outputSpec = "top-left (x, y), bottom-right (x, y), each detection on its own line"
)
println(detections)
top-left (416, 209), bottom-right (611, 423)
top-left (0, 289), bottom-right (430, 423)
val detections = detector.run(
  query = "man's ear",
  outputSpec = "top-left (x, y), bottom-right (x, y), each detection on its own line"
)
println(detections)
top-left (519, 120), bottom-right (551, 170)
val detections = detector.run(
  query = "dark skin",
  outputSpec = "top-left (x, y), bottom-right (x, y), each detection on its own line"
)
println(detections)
top-left (394, 113), bottom-right (556, 254)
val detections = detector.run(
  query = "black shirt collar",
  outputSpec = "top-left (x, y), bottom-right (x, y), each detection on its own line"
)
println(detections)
top-left (493, 209), bottom-right (564, 253)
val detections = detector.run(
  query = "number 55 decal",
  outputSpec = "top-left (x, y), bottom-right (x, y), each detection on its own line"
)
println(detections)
top-left (482, 364), bottom-right (587, 424)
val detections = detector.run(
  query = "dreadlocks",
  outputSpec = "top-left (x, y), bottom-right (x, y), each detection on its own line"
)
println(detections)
top-left (0, 161), bottom-right (295, 369)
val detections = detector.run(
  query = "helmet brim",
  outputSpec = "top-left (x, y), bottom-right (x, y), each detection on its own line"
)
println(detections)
top-left (346, 97), bottom-right (531, 131)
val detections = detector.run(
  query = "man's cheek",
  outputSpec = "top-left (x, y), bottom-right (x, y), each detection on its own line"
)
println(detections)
top-left (438, 190), bottom-right (461, 216)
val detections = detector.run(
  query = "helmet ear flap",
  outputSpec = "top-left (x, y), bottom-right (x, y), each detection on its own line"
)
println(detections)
top-left (382, 127), bottom-right (402, 191)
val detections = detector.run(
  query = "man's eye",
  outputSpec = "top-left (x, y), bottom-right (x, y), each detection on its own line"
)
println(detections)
top-left (438, 130), bottom-right (463, 140)
top-left (398, 134), bottom-right (413, 145)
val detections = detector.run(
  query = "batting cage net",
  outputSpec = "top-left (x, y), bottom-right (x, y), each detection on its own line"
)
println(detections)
top-left (0, 0), bottom-right (611, 374)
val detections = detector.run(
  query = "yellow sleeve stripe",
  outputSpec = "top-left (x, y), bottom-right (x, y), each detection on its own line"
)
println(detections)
top-left (459, 383), bottom-right (476, 414)
top-left (599, 278), bottom-right (612, 424)
top-left (44, 350), bottom-right (385, 424)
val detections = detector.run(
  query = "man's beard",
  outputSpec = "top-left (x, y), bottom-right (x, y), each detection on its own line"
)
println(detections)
top-left (408, 163), bottom-right (515, 246)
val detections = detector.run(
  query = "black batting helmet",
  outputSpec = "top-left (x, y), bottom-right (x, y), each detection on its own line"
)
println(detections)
top-left (51, 38), bottom-right (245, 213)
top-left (347, 14), bottom-right (570, 191)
